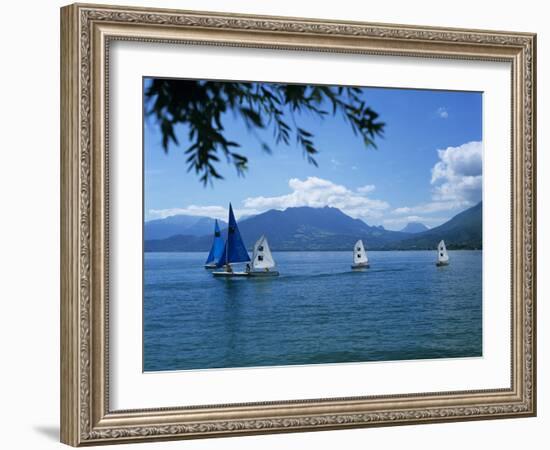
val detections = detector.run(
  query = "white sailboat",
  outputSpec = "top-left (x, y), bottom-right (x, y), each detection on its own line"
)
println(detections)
top-left (351, 239), bottom-right (369, 269)
top-left (436, 240), bottom-right (450, 266)
top-left (249, 235), bottom-right (279, 277)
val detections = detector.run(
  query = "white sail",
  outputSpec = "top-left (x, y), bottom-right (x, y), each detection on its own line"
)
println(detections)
top-left (353, 240), bottom-right (368, 265)
top-left (252, 235), bottom-right (275, 270)
top-left (437, 240), bottom-right (449, 264)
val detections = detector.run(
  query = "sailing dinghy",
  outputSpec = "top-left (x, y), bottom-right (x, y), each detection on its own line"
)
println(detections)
top-left (249, 235), bottom-right (279, 277)
top-left (204, 219), bottom-right (224, 269)
top-left (351, 239), bottom-right (369, 269)
top-left (212, 204), bottom-right (251, 277)
top-left (436, 240), bottom-right (450, 266)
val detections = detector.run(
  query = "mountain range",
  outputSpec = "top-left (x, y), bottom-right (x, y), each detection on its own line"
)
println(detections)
top-left (383, 202), bottom-right (482, 250)
top-left (144, 202), bottom-right (482, 252)
top-left (145, 215), bottom-right (227, 240)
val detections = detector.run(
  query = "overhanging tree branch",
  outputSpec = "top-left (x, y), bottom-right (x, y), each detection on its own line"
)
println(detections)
top-left (145, 79), bottom-right (385, 185)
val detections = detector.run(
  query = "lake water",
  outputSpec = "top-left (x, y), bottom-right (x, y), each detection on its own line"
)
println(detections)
top-left (144, 251), bottom-right (482, 371)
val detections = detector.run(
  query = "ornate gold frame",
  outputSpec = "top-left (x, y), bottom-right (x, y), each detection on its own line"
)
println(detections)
top-left (60, 3), bottom-right (536, 446)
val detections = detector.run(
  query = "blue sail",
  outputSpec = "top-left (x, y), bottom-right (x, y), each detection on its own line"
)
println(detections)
top-left (205, 220), bottom-right (224, 265)
top-left (216, 204), bottom-right (251, 267)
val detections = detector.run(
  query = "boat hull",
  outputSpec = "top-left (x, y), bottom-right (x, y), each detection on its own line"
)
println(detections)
top-left (351, 263), bottom-right (370, 269)
top-left (212, 271), bottom-right (250, 277)
top-left (249, 270), bottom-right (279, 277)
top-left (436, 261), bottom-right (449, 267)
top-left (204, 263), bottom-right (217, 269)
top-left (212, 270), bottom-right (280, 277)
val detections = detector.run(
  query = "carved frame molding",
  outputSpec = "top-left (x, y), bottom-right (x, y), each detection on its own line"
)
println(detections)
top-left (61, 3), bottom-right (536, 446)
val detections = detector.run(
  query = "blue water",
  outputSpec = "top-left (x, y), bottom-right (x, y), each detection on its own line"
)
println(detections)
top-left (144, 251), bottom-right (482, 371)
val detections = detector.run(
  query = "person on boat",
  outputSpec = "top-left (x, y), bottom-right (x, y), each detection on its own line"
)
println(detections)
top-left (245, 263), bottom-right (251, 273)
top-left (225, 264), bottom-right (233, 273)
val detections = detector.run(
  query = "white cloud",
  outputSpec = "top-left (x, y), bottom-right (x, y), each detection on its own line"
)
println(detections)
top-left (437, 107), bottom-right (449, 119)
top-left (149, 142), bottom-right (482, 226)
top-left (392, 141), bottom-right (482, 217)
top-left (430, 141), bottom-right (482, 204)
top-left (243, 176), bottom-right (389, 220)
top-left (357, 184), bottom-right (376, 194)
top-left (148, 177), bottom-right (387, 222)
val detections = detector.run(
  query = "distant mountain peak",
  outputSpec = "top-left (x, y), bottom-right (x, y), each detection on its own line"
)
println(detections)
top-left (400, 222), bottom-right (429, 234)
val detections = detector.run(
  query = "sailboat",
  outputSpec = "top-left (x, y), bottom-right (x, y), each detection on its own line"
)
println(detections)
top-left (212, 204), bottom-right (251, 277)
top-left (249, 235), bottom-right (279, 277)
top-left (436, 239), bottom-right (450, 266)
top-left (351, 239), bottom-right (369, 269)
top-left (204, 219), bottom-right (224, 269)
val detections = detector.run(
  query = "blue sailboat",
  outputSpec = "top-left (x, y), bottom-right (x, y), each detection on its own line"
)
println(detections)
top-left (212, 204), bottom-right (251, 277)
top-left (204, 219), bottom-right (224, 269)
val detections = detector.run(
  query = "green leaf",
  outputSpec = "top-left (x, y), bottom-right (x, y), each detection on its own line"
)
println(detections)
top-left (240, 107), bottom-right (264, 128)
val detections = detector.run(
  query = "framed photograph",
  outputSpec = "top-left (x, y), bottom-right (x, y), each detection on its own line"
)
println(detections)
top-left (60, 3), bottom-right (536, 446)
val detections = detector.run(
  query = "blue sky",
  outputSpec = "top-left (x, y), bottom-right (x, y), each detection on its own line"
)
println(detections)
top-left (144, 79), bottom-right (482, 230)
